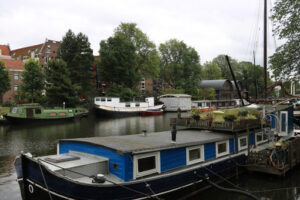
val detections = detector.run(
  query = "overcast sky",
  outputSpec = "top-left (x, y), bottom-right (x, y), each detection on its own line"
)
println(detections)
top-left (0, 0), bottom-right (280, 66)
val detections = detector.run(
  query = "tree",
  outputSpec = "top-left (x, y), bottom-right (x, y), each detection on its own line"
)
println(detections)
top-left (59, 30), bottom-right (94, 100)
top-left (200, 88), bottom-right (216, 100)
top-left (212, 55), bottom-right (242, 80)
top-left (270, 0), bottom-right (300, 80)
top-left (114, 23), bottom-right (160, 79)
top-left (45, 60), bottom-right (79, 107)
top-left (98, 34), bottom-right (140, 88)
top-left (159, 39), bottom-right (201, 96)
top-left (19, 59), bottom-right (44, 103)
top-left (0, 61), bottom-right (10, 103)
top-left (202, 61), bottom-right (222, 80)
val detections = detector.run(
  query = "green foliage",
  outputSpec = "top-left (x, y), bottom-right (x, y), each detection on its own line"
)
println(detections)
top-left (270, 0), bottom-right (300, 80)
top-left (114, 23), bottom-right (160, 79)
top-left (161, 88), bottom-right (185, 95)
top-left (200, 88), bottom-right (216, 100)
top-left (98, 23), bottom-right (159, 90)
top-left (212, 55), bottom-right (242, 80)
top-left (0, 61), bottom-right (11, 97)
top-left (59, 30), bottom-right (95, 99)
top-left (188, 108), bottom-right (202, 116)
top-left (45, 60), bottom-right (79, 107)
top-left (105, 85), bottom-right (139, 102)
top-left (224, 114), bottom-right (237, 122)
top-left (159, 39), bottom-right (201, 97)
top-left (19, 59), bottom-right (44, 103)
top-left (98, 34), bottom-right (140, 88)
top-left (202, 61), bottom-right (222, 80)
top-left (238, 109), bottom-right (249, 117)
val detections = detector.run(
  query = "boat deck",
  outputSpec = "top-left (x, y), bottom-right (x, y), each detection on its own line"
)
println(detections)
top-left (60, 129), bottom-right (233, 154)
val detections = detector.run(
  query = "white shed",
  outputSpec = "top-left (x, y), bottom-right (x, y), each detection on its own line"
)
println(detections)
top-left (158, 94), bottom-right (191, 112)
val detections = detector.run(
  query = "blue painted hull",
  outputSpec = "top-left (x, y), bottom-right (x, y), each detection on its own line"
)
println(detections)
top-left (16, 154), bottom-right (247, 200)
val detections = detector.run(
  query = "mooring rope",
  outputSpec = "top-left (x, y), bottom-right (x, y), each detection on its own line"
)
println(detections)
top-left (37, 158), bottom-right (161, 200)
top-left (37, 159), bottom-right (53, 200)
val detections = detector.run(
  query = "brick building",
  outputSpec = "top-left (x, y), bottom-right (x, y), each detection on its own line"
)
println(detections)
top-left (11, 39), bottom-right (60, 67)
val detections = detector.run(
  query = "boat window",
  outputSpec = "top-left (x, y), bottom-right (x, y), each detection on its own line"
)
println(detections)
top-left (186, 145), bottom-right (204, 165)
top-left (59, 113), bottom-right (66, 116)
top-left (136, 103), bottom-right (140, 107)
top-left (68, 109), bottom-right (72, 113)
top-left (11, 107), bottom-right (18, 114)
top-left (216, 140), bottom-right (229, 157)
top-left (126, 103), bottom-right (131, 107)
top-left (238, 136), bottom-right (248, 150)
top-left (256, 132), bottom-right (268, 145)
top-left (50, 113), bottom-right (56, 116)
top-left (107, 98), bottom-right (111, 102)
top-left (134, 152), bottom-right (160, 179)
top-left (35, 108), bottom-right (41, 114)
top-left (18, 108), bottom-right (23, 114)
top-left (95, 97), bottom-right (101, 102)
top-left (101, 97), bottom-right (106, 102)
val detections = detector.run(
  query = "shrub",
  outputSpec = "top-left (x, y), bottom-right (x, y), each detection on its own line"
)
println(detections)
top-left (238, 109), bottom-right (249, 117)
top-left (189, 108), bottom-right (202, 116)
top-left (2, 101), bottom-right (15, 107)
top-left (224, 114), bottom-right (237, 122)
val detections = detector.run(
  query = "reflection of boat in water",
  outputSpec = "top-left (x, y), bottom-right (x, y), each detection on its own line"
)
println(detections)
top-left (93, 97), bottom-right (164, 117)
top-left (141, 109), bottom-right (164, 116)
top-left (5, 104), bottom-right (83, 124)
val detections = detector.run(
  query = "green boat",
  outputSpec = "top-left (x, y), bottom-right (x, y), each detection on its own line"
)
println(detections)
top-left (4, 104), bottom-right (84, 124)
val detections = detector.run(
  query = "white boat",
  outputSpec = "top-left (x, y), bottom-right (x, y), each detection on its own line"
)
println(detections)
top-left (93, 97), bottom-right (164, 117)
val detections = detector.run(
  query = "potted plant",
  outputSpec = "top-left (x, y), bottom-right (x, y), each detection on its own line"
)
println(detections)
top-left (189, 108), bottom-right (202, 120)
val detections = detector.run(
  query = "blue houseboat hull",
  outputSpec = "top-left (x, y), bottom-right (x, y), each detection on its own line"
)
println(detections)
top-left (16, 154), bottom-right (247, 200)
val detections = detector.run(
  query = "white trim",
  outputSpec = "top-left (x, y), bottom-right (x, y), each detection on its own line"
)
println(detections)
top-left (133, 152), bottom-right (160, 179)
top-left (255, 132), bottom-right (268, 145)
top-left (186, 145), bottom-right (204, 165)
top-left (238, 136), bottom-right (248, 151)
top-left (216, 140), bottom-right (229, 158)
top-left (280, 111), bottom-right (288, 136)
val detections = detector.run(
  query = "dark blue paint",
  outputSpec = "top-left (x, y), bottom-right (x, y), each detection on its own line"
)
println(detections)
top-left (59, 141), bottom-right (133, 181)
top-left (281, 112), bottom-right (287, 132)
top-left (249, 133), bottom-right (255, 146)
top-left (160, 147), bottom-right (186, 172)
top-left (204, 142), bottom-right (216, 160)
top-left (229, 138), bottom-right (235, 153)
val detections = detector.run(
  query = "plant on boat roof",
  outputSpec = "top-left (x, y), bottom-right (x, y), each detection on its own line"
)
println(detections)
top-left (238, 109), bottom-right (249, 118)
top-left (189, 108), bottom-right (202, 116)
top-left (223, 114), bottom-right (237, 122)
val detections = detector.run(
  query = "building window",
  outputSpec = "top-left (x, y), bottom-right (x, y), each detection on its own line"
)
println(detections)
top-left (186, 145), bottom-right (204, 165)
top-left (14, 73), bottom-right (19, 80)
top-left (238, 136), bottom-right (248, 150)
top-left (216, 140), bottom-right (229, 157)
top-left (134, 152), bottom-right (160, 179)
top-left (14, 84), bottom-right (18, 91)
top-left (255, 132), bottom-right (268, 145)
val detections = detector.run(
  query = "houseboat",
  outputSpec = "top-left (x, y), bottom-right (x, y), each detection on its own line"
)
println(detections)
top-left (158, 94), bottom-right (192, 112)
top-left (93, 97), bottom-right (164, 117)
top-left (5, 104), bottom-right (83, 123)
top-left (15, 105), bottom-right (292, 200)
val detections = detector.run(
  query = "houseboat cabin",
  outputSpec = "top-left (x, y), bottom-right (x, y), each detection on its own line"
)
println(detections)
top-left (94, 97), bottom-right (155, 108)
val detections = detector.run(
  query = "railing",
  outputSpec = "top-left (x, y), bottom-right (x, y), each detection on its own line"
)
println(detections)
top-left (170, 117), bottom-right (262, 132)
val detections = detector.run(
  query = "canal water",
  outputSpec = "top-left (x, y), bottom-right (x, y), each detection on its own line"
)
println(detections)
top-left (0, 113), bottom-right (300, 200)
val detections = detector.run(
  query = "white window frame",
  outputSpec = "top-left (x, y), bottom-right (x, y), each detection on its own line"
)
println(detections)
top-left (186, 145), bottom-right (204, 165)
top-left (216, 140), bottom-right (229, 158)
top-left (14, 73), bottom-right (19, 80)
top-left (255, 132), bottom-right (268, 145)
top-left (14, 84), bottom-right (18, 91)
top-left (238, 136), bottom-right (248, 151)
top-left (280, 111), bottom-right (288, 136)
top-left (133, 152), bottom-right (160, 179)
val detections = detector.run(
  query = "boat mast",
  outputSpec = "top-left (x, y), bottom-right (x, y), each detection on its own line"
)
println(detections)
top-left (264, 0), bottom-right (267, 100)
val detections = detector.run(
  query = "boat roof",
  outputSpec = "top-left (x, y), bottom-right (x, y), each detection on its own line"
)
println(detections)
top-left (60, 129), bottom-right (233, 154)
top-left (159, 94), bottom-right (191, 98)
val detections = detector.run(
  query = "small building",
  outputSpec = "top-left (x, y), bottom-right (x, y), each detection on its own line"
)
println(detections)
top-left (0, 58), bottom-right (24, 103)
top-left (158, 94), bottom-right (191, 112)
top-left (199, 80), bottom-right (233, 100)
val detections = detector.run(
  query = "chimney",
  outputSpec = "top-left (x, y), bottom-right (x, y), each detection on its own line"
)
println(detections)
top-left (171, 124), bottom-right (177, 143)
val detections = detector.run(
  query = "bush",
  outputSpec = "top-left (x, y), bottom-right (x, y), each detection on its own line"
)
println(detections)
top-left (224, 114), bottom-right (237, 122)
top-left (238, 109), bottom-right (249, 117)
top-left (2, 101), bottom-right (15, 107)
top-left (189, 108), bottom-right (202, 116)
